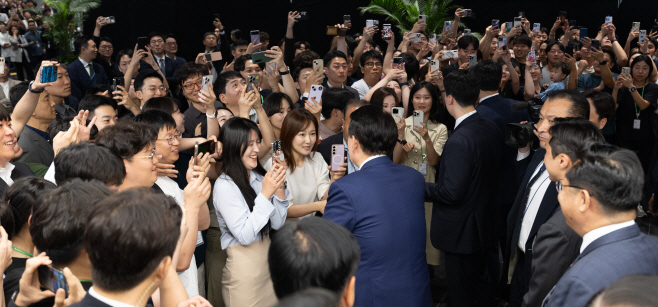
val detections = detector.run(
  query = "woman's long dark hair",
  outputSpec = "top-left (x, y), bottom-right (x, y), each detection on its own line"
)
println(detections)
top-left (219, 117), bottom-right (270, 236)
top-left (408, 81), bottom-right (443, 123)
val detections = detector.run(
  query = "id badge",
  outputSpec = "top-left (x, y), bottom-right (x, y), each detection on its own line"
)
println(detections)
top-left (419, 161), bottom-right (428, 175)
top-left (634, 119), bottom-right (641, 130)
top-left (196, 231), bottom-right (204, 246)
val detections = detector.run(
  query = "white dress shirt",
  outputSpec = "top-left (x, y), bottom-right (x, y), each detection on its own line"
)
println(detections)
top-left (88, 287), bottom-right (134, 307)
top-left (518, 161), bottom-right (551, 251)
top-left (0, 162), bottom-right (15, 186)
top-left (153, 54), bottom-right (166, 72)
top-left (358, 155), bottom-right (386, 169)
top-left (478, 93), bottom-right (499, 104)
top-left (78, 57), bottom-right (92, 76)
top-left (0, 81), bottom-right (9, 99)
top-left (580, 220), bottom-right (636, 253)
top-left (454, 110), bottom-right (477, 129)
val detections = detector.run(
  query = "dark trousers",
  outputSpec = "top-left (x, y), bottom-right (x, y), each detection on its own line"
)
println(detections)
top-left (30, 55), bottom-right (43, 69)
top-left (444, 250), bottom-right (494, 307)
top-left (508, 251), bottom-right (527, 307)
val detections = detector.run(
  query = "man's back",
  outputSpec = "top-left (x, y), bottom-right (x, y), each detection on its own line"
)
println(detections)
top-left (545, 224), bottom-right (658, 307)
top-left (324, 157), bottom-right (432, 307)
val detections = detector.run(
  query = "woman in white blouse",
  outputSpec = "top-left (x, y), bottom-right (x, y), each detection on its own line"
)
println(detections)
top-left (264, 109), bottom-right (346, 218)
top-left (213, 117), bottom-right (289, 307)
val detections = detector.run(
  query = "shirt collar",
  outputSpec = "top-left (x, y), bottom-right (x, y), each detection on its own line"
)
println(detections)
top-left (88, 287), bottom-right (135, 307)
top-left (358, 155), bottom-right (386, 169)
top-left (249, 169), bottom-right (262, 185)
top-left (166, 54), bottom-right (176, 60)
top-left (326, 81), bottom-right (344, 89)
top-left (580, 220), bottom-right (636, 253)
top-left (454, 110), bottom-right (477, 129)
top-left (153, 54), bottom-right (165, 62)
top-left (78, 57), bottom-right (90, 67)
top-left (478, 93), bottom-right (499, 104)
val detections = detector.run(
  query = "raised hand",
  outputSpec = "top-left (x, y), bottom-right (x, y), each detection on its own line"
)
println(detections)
top-left (32, 61), bottom-right (58, 91)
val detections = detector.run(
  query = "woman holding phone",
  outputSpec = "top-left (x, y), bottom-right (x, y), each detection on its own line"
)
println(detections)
top-left (263, 92), bottom-right (292, 140)
top-left (264, 109), bottom-right (345, 219)
top-left (392, 81), bottom-right (447, 267)
top-left (7, 24), bottom-right (32, 81)
top-left (613, 54), bottom-right (658, 174)
top-left (213, 117), bottom-right (289, 307)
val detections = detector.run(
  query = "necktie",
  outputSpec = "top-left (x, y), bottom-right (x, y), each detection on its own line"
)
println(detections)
top-left (159, 58), bottom-right (165, 73)
top-left (87, 63), bottom-right (94, 79)
top-left (511, 162), bottom-right (546, 258)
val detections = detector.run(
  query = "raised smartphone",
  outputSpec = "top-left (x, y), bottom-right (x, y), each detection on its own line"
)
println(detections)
top-left (266, 62), bottom-right (276, 74)
top-left (250, 30), bottom-right (260, 44)
top-left (392, 57), bottom-right (404, 69)
top-left (247, 74), bottom-right (259, 92)
top-left (309, 84), bottom-right (323, 105)
top-left (498, 36), bottom-right (507, 50)
top-left (343, 15), bottom-right (350, 24)
top-left (469, 54), bottom-right (477, 67)
top-left (419, 15), bottom-right (426, 23)
top-left (392, 107), bottom-right (404, 123)
top-left (331, 144), bottom-right (345, 171)
top-left (580, 28), bottom-right (588, 40)
top-left (197, 139), bottom-right (216, 155)
top-left (639, 30), bottom-right (647, 44)
top-left (112, 77), bottom-right (124, 92)
top-left (271, 140), bottom-right (283, 162)
top-left (38, 265), bottom-right (68, 295)
top-left (430, 59), bottom-right (440, 72)
top-left (313, 59), bottom-right (324, 74)
top-left (514, 17), bottom-right (522, 27)
top-left (492, 19), bottom-right (500, 30)
top-left (382, 24), bottom-right (392, 40)
top-left (441, 50), bottom-right (458, 59)
top-left (295, 11), bottom-right (308, 20)
top-left (136, 37), bottom-right (148, 51)
top-left (410, 33), bottom-right (422, 42)
top-left (413, 110), bottom-right (424, 128)
top-left (444, 21), bottom-right (453, 33)
top-left (605, 16), bottom-right (613, 23)
top-left (463, 29), bottom-right (471, 35)
top-left (622, 67), bottom-right (630, 77)
top-left (251, 51), bottom-right (273, 64)
top-left (40, 65), bottom-right (57, 83)
top-left (201, 75), bottom-right (213, 93)
top-left (366, 20), bottom-right (374, 28)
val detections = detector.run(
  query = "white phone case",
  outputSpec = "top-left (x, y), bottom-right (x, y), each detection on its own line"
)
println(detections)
top-left (413, 110), bottom-right (424, 128)
top-left (309, 85), bottom-right (323, 105)
top-left (201, 75), bottom-right (213, 93)
top-left (392, 107), bottom-right (404, 123)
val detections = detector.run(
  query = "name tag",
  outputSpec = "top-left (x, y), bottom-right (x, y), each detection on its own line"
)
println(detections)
top-left (419, 162), bottom-right (428, 175)
top-left (634, 119), bottom-right (641, 130)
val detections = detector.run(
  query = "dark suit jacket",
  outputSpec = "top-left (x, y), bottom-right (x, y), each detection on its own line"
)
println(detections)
top-left (522, 207), bottom-right (581, 307)
top-left (505, 148), bottom-right (559, 290)
top-left (544, 224), bottom-right (658, 307)
top-left (0, 162), bottom-right (33, 196)
top-left (68, 59), bottom-right (110, 101)
top-left (139, 55), bottom-right (183, 86)
top-left (425, 112), bottom-right (502, 254)
top-left (322, 79), bottom-right (359, 100)
top-left (324, 157), bottom-right (432, 307)
top-left (15, 126), bottom-right (53, 166)
top-left (68, 293), bottom-right (110, 307)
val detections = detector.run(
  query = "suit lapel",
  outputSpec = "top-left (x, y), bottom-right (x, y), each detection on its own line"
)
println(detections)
top-left (527, 181), bottom-right (558, 241)
top-left (574, 224), bottom-right (641, 265)
top-left (453, 112), bottom-right (480, 133)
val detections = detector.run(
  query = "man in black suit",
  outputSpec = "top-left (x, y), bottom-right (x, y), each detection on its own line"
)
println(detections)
top-left (521, 118), bottom-right (604, 307)
top-left (318, 99), bottom-right (367, 175)
top-left (505, 90), bottom-right (590, 307)
top-left (425, 70), bottom-right (502, 307)
top-left (321, 50), bottom-right (359, 100)
top-left (138, 32), bottom-right (182, 87)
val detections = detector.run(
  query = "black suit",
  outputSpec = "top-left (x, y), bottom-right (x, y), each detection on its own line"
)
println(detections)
top-left (425, 112), bottom-right (502, 307)
top-left (0, 162), bottom-right (33, 196)
top-left (68, 294), bottom-right (110, 307)
top-left (505, 148), bottom-right (559, 307)
top-left (139, 56), bottom-right (183, 87)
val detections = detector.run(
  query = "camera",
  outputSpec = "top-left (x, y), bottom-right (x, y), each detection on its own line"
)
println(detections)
top-left (505, 98), bottom-right (543, 148)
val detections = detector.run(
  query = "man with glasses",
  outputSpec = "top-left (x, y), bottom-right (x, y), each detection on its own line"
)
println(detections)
top-left (165, 34), bottom-right (186, 68)
top-left (92, 16), bottom-right (117, 78)
top-left (350, 50), bottom-right (383, 100)
top-left (134, 70), bottom-right (167, 108)
top-left (69, 35), bottom-right (110, 101)
top-left (139, 32), bottom-right (181, 87)
top-left (542, 145), bottom-right (658, 307)
top-left (505, 90), bottom-right (590, 307)
top-left (520, 118), bottom-right (604, 307)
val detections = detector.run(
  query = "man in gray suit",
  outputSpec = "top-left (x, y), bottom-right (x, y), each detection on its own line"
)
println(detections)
top-left (521, 119), bottom-right (604, 307)
top-left (13, 84), bottom-right (56, 166)
top-left (542, 146), bottom-right (658, 307)
top-left (0, 62), bottom-right (20, 112)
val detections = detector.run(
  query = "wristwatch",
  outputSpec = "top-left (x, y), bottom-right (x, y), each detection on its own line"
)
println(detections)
top-left (279, 66), bottom-right (290, 75)
top-left (630, 87), bottom-right (637, 92)
top-left (28, 81), bottom-right (43, 94)
top-left (206, 110), bottom-right (217, 118)
top-left (398, 139), bottom-right (407, 145)
top-left (399, 82), bottom-right (409, 87)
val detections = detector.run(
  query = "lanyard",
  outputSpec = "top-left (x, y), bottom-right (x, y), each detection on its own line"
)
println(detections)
top-left (79, 279), bottom-right (93, 283)
top-left (12, 246), bottom-right (32, 257)
top-left (416, 120), bottom-right (429, 161)
top-left (634, 85), bottom-right (646, 118)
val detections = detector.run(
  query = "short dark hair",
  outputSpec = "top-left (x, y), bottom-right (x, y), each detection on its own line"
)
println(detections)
top-left (83, 84), bottom-right (113, 100)
top-left (589, 275), bottom-right (658, 307)
top-left (85, 189), bottom-right (181, 291)
top-left (48, 117), bottom-right (99, 141)
top-left (399, 52), bottom-right (420, 81)
top-left (444, 70), bottom-right (480, 108)
top-left (271, 288), bottom-right (340, 307)
top-left (133, 109), bottom-right (177, 132)
top-left (322, 50), bottom-right (347, 66)
top-left (203, 32), bottom-right (216, 41)
top-left (73, 35), bottom-right (92, 56)
top-left (230, 29), bottom-right (243, 40)
top-left (31, 179), bottom-right (113, 266)
top-left (260, 31), bottom-right (270, 41)
top-left (457, 35), bottom-right (480, 50)
top-left (264, 92), bottom-right (293, 117)
top-left (4, 177), bottom-right (56, 239)
top-left (115, 49), bottom-right (133, 64)
top-left (215, 70), bottom-right (245, 97)
top-left (99, 36), bottom-right (112, 45)
top-left (142, 97), bottom-right (180, 115)
top-left (293, 51), bottom-right (321, 70)
top-left (235, 54), bottom-right (264, 71)
top-left (630, 55), bottom-right (655, 81)
top-left (546, 89), bottom-right (590, 119)
top-left (269, 217), bottom-right (360, 298)
top-left (552, 61), bottom-right (571, 76)
top-left (147, 31), bottom-right (165, 43)
top-left (583, 89), bottom-right (615, 121)
top-left (344, 99), bottom-right (367, 118)
top-left (321, 87), bottom-right (353, 119)
top-left (294, 40), bottom-right (311, 51)
top-left (232, 39), bottom-right (249, 50)
top-left (78, 95), bottom-right (117, 114)
top-left (292, 62), bottom-right (313, 82)
top-left (548, 118), bottom-right (605, 162)
top-left (512, 34), bottom-right (532, 48)
top-left (0, 201), bottom-right (13, 241)
top-left (408, 81), bottom-right (443, 122)
top-left (601, 48), bottom-right (617, 69)
top-left (545, 40), bottom-right (566, 57)
top-left (348, 105), bottom-right (397, 156)
top-left (95, 121), bottom-right (157, 160)
top-left (359, 50), bottom-right (384, 67)
top-left (9, 81), bottom-right (29, 109)
top-left (176, 62), bottom-right (209, 86)
top-left (472, 59), bottom-right (502, 92)
top-left (566, 146), bottom-right (643, 214)
top-left (370, 87), bottom-right (399, 109)
top-left (134, 70), bottom-right (164, 92)
top-left (54, 142), bottom-right (125, 186)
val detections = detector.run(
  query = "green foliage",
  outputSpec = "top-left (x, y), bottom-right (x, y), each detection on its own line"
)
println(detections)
top-left (41, 0), bottom-right (101, 63)
top-left (359, 0), bottom-right (463, 34)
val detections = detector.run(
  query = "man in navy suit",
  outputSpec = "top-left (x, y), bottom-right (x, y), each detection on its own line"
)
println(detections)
top-left (139, 32), bottom-right (183, 87)
top-left (505, 90), bottom-right (590, 307)
top-left (68, 35), bottom-right (110, 101)
top-left (324, 105), bottom-right (432, 307)
top-left (425, 70), bottom-right (502, 307)
top-left (543, 146), bottom-right (658, 307)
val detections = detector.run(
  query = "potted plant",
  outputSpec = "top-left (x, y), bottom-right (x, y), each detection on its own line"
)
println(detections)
top-left (359, 0), bottom-right (465, 35)
top-left (41, 0), bottom-right (101, 63)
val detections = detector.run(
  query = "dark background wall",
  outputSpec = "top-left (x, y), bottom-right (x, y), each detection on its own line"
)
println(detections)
top-left (83, 0), bottom-right (658, 62)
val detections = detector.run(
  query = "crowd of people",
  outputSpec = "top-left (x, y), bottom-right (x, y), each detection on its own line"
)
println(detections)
top-left (0, 1), bottom-right (655, 307)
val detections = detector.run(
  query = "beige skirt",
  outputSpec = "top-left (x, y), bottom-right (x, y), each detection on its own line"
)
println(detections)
top-left (222, 236), bottom-right (277, 307)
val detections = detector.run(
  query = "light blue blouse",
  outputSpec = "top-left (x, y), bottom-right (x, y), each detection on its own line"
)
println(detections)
top-left (213, 170), bottom-right (290, 249)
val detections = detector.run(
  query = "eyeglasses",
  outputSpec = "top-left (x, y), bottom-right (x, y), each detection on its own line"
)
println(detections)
top-left (364, 62), bottom-right (383, 68)
top-left (99, 45), bottom-right (113, 50)
top-left (150, 39), bottom-right (164, 44)
top-left (549, 50), bottom-right (565, 55)
top-left (556, 179), bottom-right (592, 195)
top-left (144, 85), bottom-right (167, 92)
top-left (182, 80), bottom-right (202, 91)
top-left (130, 149), bottom-right (155, 162)
top-left (157, 132), bottom-right (182, 145)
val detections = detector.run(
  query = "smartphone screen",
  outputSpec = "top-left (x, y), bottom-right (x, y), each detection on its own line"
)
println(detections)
top-left (579, 28), bottom-right (588, 40)
top-left (343, 15), bottom-right (350, 23)
top-left (136, 37), bottom-right (148, 51)
top-left (250, 30), bottom-right (260, 44)
top-left (392, 57), bottom-right (404, 70)
top-left (197, 140), bottom-right (216, 155)
top-left (38, 265), bottom-right (68, 295)
top-left (492, 19), bottom-right (500, 30)
top-left (382, 24), bottom-right (392, 40)
top-left (112, 77), bottom-right (124, 92)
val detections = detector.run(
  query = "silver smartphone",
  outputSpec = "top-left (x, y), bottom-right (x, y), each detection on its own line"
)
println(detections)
top-left (331, 144), bottom-right (345, 171)
top-left (413, 110), bottom-right (424, 128)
